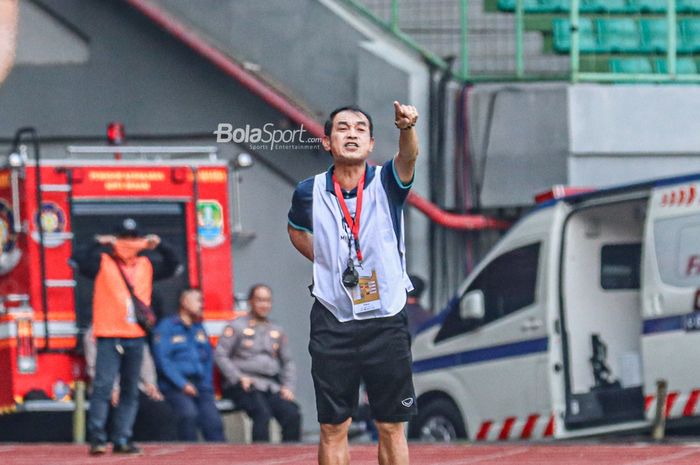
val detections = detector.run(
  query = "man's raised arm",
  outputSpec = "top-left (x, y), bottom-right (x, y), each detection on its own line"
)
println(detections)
top-left (393, 101), bottom-right (420, 185)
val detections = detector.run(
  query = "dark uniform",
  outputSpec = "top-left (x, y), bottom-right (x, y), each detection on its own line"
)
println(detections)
top-left (152, 315), bottom-right (224, 442)
top-left (215, 315), bottom-right (301, 442)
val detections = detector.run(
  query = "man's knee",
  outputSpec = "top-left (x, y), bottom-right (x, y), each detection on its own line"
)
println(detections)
top-left (375, 421), bottom-right (405, 438)
top-left (320, 418), bottom-right (351, 443)
top-left (280, 403), bottom-right (301, 426)
top-left (248, 403), bottom-right (272, 423)
top-left (178, 408), bottom-right (198, 424)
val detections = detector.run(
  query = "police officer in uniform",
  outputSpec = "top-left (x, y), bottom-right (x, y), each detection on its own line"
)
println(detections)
top-left (215, 284), bottom-right (301, 442)
top-left (152, 288), bottom-right (224, 442)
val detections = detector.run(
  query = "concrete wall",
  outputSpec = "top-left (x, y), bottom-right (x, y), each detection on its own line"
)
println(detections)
top-left (467, 83), bottom-right (570, 208)
top-left (568, 84), bottom-right (700, 188)
top-left (467, 82), bottom-right (700, 207)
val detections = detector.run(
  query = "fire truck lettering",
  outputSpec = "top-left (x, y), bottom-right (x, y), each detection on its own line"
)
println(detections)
top-left (186, 170), bottom-right (226, 183)
top-left (88, 170), bottom-right (165, 182)
top-left (0, 172), bottom-right (10, 189)
top-left (104, 181), bottom-right (151, 191)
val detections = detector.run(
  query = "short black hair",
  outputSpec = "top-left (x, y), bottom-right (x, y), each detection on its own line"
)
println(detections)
top-left (247, 283), bottom-right (272, 300)
top-left (324, 105), bottom-right (374, 138)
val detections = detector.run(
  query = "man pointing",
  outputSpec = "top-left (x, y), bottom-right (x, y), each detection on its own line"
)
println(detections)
top-left (288, 102), bottom-right (419, 465)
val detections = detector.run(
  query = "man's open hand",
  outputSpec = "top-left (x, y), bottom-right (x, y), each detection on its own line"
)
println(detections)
top-left (240, 376), bottom-right (254, 392)
top-left (280, 386), bottom-right (295, 401)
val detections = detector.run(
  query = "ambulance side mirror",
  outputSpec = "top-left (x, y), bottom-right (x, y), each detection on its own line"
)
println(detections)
top-left (459, 290), bottom-right (485, 321)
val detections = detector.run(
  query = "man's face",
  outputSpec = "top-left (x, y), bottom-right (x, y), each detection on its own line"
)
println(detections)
top-left (322, 110), bottom-right (374, 164)
top-left (181, 290), bottom-right (203, 319)
top-left (249, 286), bottom-right (272, 319)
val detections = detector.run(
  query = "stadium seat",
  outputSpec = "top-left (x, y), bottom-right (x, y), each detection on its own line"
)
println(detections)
top-left (681, 19), bottom-right (700, 52)
top-left (553, 19), bottom-right (598, 53)
top-left (678, 0), bottom-right (700, 13)
top-left (497, 0), bottom-right (569, 13)
top-left (640, 19), bottom-right (684, 53)
top-left (584, 0), bottom-right (635, 13)
top-left (598, 18), bottom-right (643, 53)
top-left (634, 0), bottom-right (670, 12)
top-left (609, 58), bottom-right (653, 73)
top-left (655, 57), bottom-right (699, 73)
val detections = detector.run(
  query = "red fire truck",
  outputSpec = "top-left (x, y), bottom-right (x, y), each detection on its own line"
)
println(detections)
top-left (0, 128), bottom-right (236, 440)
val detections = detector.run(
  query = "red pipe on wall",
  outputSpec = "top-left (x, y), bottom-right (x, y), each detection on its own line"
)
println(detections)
top-left (125, 0), bottom-right (509, 231)
top-left (407, 192), bottom-right (510, 230)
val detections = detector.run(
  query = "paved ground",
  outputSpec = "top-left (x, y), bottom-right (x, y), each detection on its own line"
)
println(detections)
top-left (4, 442), bottom-right (700, 465)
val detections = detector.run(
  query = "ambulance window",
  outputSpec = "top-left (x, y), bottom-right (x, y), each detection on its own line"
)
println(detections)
top-left (600, 243), bottom-right (641, 290)
top-left (654, 216), bottom-right (700, 288)
top-left (435, 242), bottom-right (540, 343)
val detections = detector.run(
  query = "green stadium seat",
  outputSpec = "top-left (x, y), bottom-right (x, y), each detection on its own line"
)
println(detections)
top-left (598, 18), bottom-right (642, 53)
top-left (678, 0), bottom-right (700, 13)
top-left (497, 0), bottom-right (569, 12)
top-left (553, 19), bottom-right (598, 53)
top-left (640, 19), bottom-right (683, 53)
top-left (655, 57), bottom-right (699, 73)
top-left (681, 19), bottom-right (700, 52)
top-left (497, 0), bottom-right (639, 13)
top-left (609, 58), bottom-right (653, 74)
top-left (585, 0), bottom-right (635, 13)
top-left (498, 0), bottom-right (699, 13)
top-left (634, 0), bottom-right (669, 12)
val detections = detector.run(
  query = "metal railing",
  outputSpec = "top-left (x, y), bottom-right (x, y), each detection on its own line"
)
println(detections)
top-left (346, 0), bottom-right (700, 83)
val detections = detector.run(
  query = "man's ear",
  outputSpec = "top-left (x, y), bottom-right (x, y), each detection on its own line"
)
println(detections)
top-left (322, 135), bottom-right (331, 152)
top-left (368, 137), bottom-right (375, 153)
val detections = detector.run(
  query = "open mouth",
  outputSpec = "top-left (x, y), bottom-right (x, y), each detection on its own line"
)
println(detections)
top-left (344, 142), bottom-right (359, 149)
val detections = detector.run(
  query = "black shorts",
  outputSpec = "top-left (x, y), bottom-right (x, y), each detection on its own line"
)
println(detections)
top-left (309, 299), bottom-right (417, 424)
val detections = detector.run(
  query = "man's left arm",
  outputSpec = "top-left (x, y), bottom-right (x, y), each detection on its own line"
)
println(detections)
top-left (392, 101), bottom-right (420, 185)
top-left (152, 322), bottom-right (189, 390)
top-left (278, 331), bottom-right (296, 401)
top-left (147, 236), bottom-right (182, 281)
top-left (202, 329), bottom-right (215, 389)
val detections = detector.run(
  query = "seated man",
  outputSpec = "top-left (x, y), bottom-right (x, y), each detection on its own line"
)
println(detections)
top-left (152, 288), bottom-right (224, 442)
top-left (215, 284), bottom-right (301, 442)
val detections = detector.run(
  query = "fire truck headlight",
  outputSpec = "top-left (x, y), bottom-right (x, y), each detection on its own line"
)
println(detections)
top-left (52, 380), bottom-right (70, 402)
top-left (8, 153), bottom-right (22, 168)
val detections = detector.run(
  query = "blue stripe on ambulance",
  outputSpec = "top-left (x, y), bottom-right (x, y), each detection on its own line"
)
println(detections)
top-left (643, 315), bottom-right (684, 334)
top-left (412, 337), bottom-right (549, 374)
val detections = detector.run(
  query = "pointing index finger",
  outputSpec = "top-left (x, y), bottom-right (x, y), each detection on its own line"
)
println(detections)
top-left (393, 101), bottom-right (402, 117)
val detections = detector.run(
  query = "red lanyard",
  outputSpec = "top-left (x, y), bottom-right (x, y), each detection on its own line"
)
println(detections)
top-left (332, 173), bottom-right (365, 262)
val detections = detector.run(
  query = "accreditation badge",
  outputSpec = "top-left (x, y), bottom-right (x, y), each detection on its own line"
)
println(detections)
top-left (351, 268), bottom-right (382, 314)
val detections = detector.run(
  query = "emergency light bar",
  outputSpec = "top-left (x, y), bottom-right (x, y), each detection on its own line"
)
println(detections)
top-left (534, 186), bottom-right (594, 204)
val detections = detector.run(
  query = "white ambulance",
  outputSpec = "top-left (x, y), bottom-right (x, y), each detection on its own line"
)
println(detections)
top-left (408, 173), bottom-right (700, 442)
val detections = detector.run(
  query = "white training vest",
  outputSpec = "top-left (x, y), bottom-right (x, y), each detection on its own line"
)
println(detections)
top-left (312, 166), bottom-right (412, 322)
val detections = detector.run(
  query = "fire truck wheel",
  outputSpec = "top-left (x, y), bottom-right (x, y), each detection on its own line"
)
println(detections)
top-left (408, 397), bottom-right (466, 442)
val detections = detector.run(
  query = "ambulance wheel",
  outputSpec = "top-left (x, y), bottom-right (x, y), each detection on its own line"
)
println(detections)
top-left (408, 398), bottom-right (466, 442)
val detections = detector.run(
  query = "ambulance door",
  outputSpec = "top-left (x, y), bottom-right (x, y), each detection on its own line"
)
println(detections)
top-left (642, 180), bottom-right (700, 418)
top-left (559, 199), bottom-right (647, 433)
